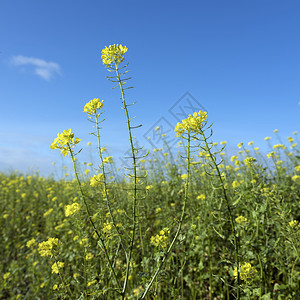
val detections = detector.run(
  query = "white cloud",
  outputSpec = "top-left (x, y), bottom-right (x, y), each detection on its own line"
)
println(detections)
top-left (11, 55), bottom-right (61, 81)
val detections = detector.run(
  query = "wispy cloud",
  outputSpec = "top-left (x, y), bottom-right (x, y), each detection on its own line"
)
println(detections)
top-left (11, 55), bottom-right (61, 81)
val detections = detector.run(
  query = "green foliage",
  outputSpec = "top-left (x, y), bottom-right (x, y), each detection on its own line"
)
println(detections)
top-left (0, 136), bottom-right (300, 299)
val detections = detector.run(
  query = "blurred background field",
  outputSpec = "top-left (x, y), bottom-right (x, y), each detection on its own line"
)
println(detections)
top-left (1, 132), bottom-right (299, 299)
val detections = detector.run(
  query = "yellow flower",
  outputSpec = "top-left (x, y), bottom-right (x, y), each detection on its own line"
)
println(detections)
top-left (244, 157), bottom-right (256, 167)
top-left (83, 98), bottom-right (104, 117)
top-left (237, 142), bottom-right (243, 149)
top-left (65, 203), bottom-right (81, 217)
top-left (174, 110), bottom-right (207, 137)
top-left (101, 44), bottom-right (128, 67)
top-left (235, 215), bottom-right (247, 224)
top-left (88, 279), bottom-right (97, 287)
top-left (26, 238), bottom-right (36, 248)
top-left (3, 272), bottom-right (10, 280)
top-left (232, 180), bottom-right (240, 189)
top-left (43, 208), bottom-right (53, 217)
top-left (90, 173), bottom-right (104, 187)
top-left (50, 129), bottom-right (81, 156)
top-left (51, 261), bottom-right (64, 274)
top-left (38, 238), bottom-right (61, 257)
top-left (294, 165), bottom-right (300, 172)
top-left (79, 238), bottom-right (89, 247)
top-left (53, 284), bottom-right (58, 290)
top-left (103, 156), bottom-right (113, 164)
top-left (146, 185), bottom-right (153, 190)
top-left (230, 155), bottom-right (238, 162)
top-left (151, 228), bottom-right (170, 249)
top-left (233, 262), bottom-right (257, 282)
top-left (292, 175), bottom-right (300, 183)
top-left (289, 220), bottom-right (299, 228)
top-left (273, 144), bottom-right (286, 149)
top-left (103, 222), bottom-right (113, 235)
top-left (86, 253), bottom-right (94, 260)
top-left (291, 143), bottom-right (297, 148)
top-left (264, 137), bottom-right (271, 141)
top-left (196, 194), bottom-right (206, 201)
top-left (181, 174), bottom-right (188, 180)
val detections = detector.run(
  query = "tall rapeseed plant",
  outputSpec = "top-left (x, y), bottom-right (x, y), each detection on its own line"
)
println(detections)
top-left (101, 44), bottom-right (147, 298)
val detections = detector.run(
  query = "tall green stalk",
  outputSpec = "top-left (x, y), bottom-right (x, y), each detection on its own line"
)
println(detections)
top-left (93, 110), bottom-right (128, 258)
top-left (198, 127), bottom-right (240, 299)
top-left (115, 64), bottom-right (139, 297)
top-left (68, 145), bottom-right (121, 291)
top-left (101, 45), bottom-right (142, 298)
top-left (140, 132), bottom-right (191, 299)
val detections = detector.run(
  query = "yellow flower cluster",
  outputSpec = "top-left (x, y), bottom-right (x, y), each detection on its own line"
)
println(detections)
top-left (232, 180), bottom-right (240, 189)
top-left (38, 237), bottom-right (61, 257)
top-left (244, 157), bottom-right (256, 167)
top-left (103, 222), bottom-right (113, 235)
top-left (83, 98), bottom-right (104, 117)
top-left (196, 194), bottom-right (206, 201)
top-left (85, 253), bottom-right (94, 260)
top-left (289, 220), bottom-right (299, 228)
top-left (50, 129), bottom-right (81, 156)
top-left (181, 174), bottom-right (188, 180)
top-left (65, 202), bottom-right (81, 217)
top-left (26, 238), bottom-right (36, 249)
top-left (103, 156), bottom-right (113, 164)
top-left (174, 111), bottom-right (207, 137)
top-left (150, 228), bottom-right (170, 249)
top-left (3, 272), bottom-right (10, 280)
top-left (101, 44), bottom-right (128, 67)
top-left (90, 173), bottom-right (104, 187)
top-left (43, 208), bottom-right (53, 217)
top-left (231, 156), bottom-right (238, 162)
top-left (51, 261), bottom-right (64, 274)
top-left (235, 215), bottom-right (247, 224)
top-left (267, 151), bottom-right (275, 158)
top-left (273, 144), bottom-right (286, 149)
top-left (292, 175), bottom-right (300, 183)
top-left (233, 262), bottom-right (257, 282)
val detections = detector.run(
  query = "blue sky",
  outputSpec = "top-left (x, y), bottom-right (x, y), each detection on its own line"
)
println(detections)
top-left (0, 0), bottom-right (299, 176)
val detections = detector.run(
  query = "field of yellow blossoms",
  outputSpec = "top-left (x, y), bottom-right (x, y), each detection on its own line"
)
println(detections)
top-left (0, 45), bottom-right (299, 299)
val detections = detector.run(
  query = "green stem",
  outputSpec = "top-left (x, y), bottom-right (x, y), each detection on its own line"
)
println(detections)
top-left (256, 252), bottom-right (263, 300)
top-left (94, 112), bottom-right (128, 258)
top-left (52, 253), bottom-right (73, 299)
top-left (199, 129), bottom-right (240, 299)
top-left (68, 145), bottom-right (121, 291)
top-left (140, 133), bottom-right (191, 299)
top-left (114, 63), bottom-right (138, 298)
